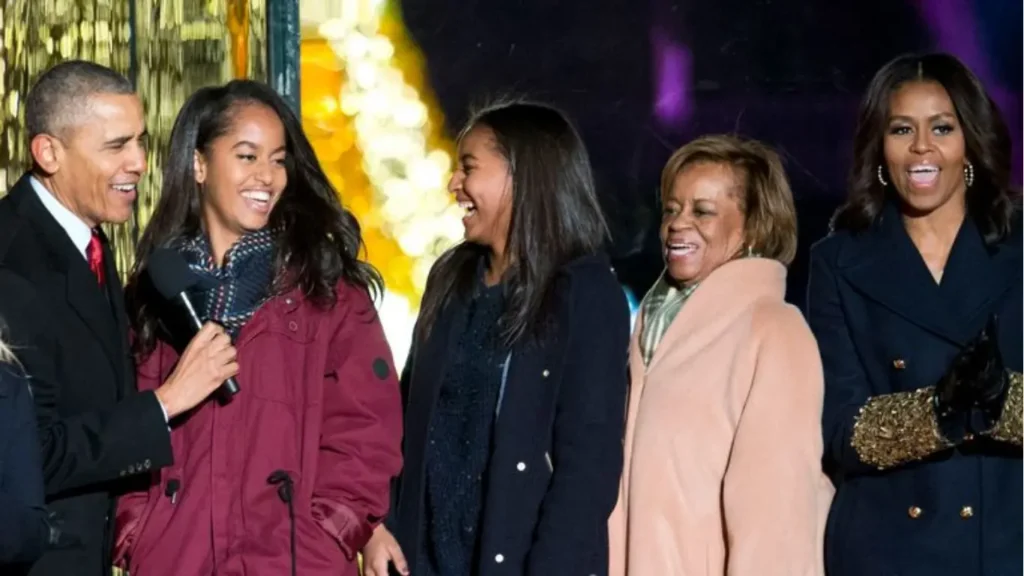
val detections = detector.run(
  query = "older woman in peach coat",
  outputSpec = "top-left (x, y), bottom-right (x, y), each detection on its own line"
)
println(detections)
top-left (608, 135), bottom-right (833, 576)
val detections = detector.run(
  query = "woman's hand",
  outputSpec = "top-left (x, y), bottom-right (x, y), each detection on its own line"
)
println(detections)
top-left (961, 316), bottom-right (1008, 407)
top-left (363, 525), bottom-right (409, 576)
top-left (935, 315), bottom-right (1008, 438)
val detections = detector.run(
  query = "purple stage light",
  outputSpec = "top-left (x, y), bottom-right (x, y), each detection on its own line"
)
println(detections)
top-left (652, 30), bottom-right (693, 129)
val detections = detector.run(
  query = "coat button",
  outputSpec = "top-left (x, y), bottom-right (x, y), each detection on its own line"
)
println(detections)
top-left (288, 321), bottom-right (298, 331)
top-left (285, 298), bottom-right (294, 306)
top-left (892, 359), bottom-right (906, 370)
top-left (516, 462), bottom-right (526, 472)
top-left (542, 369), bottom-right (550, 378)
top-left (960, 506), bottom-right (974, 519)
top-left (908, 506), bottom-right (922, 519)
top-left (495, 554), bottom-right (505, 563)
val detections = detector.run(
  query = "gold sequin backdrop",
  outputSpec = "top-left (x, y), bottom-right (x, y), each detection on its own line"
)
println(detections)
top-left (0, 0), bottom-right (266, 277)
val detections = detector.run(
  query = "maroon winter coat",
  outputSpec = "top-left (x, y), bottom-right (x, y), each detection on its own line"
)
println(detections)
top-left (114, 281), bottom-right (403, 575)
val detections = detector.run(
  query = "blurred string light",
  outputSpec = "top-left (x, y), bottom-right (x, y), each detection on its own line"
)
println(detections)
top-left (624, 286), bottom-right (640, 329)
top-left (300, 0), bottom-right (462, 368)
top-left (318, 4), bottom-right (464, 286)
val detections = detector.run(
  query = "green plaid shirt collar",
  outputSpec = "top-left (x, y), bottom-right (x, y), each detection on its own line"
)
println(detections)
top-left (638, 271), bottom-right (698, 367)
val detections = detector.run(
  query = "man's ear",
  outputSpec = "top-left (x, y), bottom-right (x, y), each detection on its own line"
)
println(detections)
top-left (29, 133), bottom-right (63, 175)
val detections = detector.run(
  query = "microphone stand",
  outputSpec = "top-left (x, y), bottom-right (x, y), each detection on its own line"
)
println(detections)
top-left (267, 470), bottom-right (296, 576)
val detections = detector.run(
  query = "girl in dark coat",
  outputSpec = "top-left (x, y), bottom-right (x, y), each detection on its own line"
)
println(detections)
top-left (363, 101), bottom-right (630, 576)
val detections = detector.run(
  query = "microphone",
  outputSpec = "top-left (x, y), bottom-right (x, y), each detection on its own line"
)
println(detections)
top-left (146, 247), bottom-right (240, 399)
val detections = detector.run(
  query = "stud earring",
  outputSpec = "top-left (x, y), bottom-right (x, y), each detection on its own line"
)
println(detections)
top-left (964, 162), bottom-right (974, 188)
top-left (877, 165), bottom-right (888, 187)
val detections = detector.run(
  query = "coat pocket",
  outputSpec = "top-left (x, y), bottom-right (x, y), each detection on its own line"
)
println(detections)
top-left (242, 316), bottom-right (317, 405)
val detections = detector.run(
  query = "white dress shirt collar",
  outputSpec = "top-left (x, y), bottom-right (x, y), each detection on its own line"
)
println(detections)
top-left (29, 176), bottom-right (92, 260)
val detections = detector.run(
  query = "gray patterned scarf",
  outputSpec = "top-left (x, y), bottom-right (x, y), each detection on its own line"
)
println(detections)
top-left (178, 228), bottom-right (277, 337)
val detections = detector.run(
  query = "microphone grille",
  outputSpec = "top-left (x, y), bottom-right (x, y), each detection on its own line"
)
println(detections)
top-left (147, 248), bottom-right (202, 300)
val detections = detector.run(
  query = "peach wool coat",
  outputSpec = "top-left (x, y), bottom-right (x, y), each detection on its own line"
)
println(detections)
top-left (608, 258), bottom-right (833, 576)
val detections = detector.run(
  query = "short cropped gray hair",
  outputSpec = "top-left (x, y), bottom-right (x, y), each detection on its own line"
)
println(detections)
top-left (25, 60), bottom-right (134, 140)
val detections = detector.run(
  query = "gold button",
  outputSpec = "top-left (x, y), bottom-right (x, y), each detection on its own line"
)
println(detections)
top-left (892, 359), bottom-right (906, 370)
top-left (908, 506), bottom-right (922, 519)
top-left (960, 506), bottom-right (974, 519)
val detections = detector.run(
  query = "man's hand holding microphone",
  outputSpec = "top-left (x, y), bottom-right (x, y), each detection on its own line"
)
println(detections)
top-left (154, 322), bottom-right (238, 419)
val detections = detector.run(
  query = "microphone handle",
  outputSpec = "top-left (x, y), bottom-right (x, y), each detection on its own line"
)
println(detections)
top-left (176, 292), bottom-right (241, 398)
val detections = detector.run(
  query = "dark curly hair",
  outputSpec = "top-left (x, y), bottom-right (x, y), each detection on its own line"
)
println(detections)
top-left (127, 80), bottom-right (381, 357)
top-left (833, 52), bottom-right (1018, 244)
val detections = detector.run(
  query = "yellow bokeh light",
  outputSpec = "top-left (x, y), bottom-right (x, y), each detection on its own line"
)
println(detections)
top-left (300, 0), bottom-right (461, 307)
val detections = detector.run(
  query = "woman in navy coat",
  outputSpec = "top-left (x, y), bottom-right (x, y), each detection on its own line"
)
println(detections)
top-left (807, 52), bottom-right (1021, 576)
top-left (363, 101), bottom-right (630, 576)
top-left (0, 341), bottom-right (52, 569)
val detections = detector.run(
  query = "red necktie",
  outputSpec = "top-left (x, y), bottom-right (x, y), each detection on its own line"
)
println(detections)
top-left (86, 230), bottom-right (105, 286)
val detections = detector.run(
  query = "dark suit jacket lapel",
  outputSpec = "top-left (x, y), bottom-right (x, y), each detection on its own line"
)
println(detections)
top-left (10, 177), bottom-right (124, 383)
top-left (837, 201), bottom-right (962, 346)
top-left (99, 229), bottom-right (133, 398)
top-left (407, 295), bottom-right (467, 434)
top-left (939, 216), bottom-right (1021, 336)
top-left (395, 290), bottom-right (468, 536)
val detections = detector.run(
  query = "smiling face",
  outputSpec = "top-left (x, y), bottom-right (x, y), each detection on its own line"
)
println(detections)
top-left (883, 80), bottom-right (968, 216)
top-left (660, 161), bottom-right (747, 287)
top-left (448, 124), bottom-right (514, 255)
top-left (195, 102), bottom-right (288, 259)
top-left (32, 92), bottom-right (148, 227)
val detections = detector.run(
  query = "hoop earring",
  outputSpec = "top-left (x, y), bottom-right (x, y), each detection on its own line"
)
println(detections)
top-left (964, 162), bottom-right (974, 188)
top-left (877, 165), bottom-right (888, 187)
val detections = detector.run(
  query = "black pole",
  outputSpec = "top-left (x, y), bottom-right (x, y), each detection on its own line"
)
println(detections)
top-left (128, 0), bottom-right (139, 91)
top-left (266, 0), bottom-right (300, 114)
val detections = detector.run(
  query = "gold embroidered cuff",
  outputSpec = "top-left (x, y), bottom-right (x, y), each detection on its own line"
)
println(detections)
top-left (986, 371), bottom-right (1022, 446)
top-left (851, 387), bottom-right (952, 470)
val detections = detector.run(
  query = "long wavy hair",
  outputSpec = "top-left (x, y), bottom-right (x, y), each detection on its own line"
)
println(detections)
top-left (127, 80), bottom-right (381, 357)
top-left (832, 52), bottom-right (1018, 244)
top-left (415, 100), bottom-right (609, 346)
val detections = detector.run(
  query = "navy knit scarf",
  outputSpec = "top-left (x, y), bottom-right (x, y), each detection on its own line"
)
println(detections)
top-left (178, 229), bottom-right (277, 337)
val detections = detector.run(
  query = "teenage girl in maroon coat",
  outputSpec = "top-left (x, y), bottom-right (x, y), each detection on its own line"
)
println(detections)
top-left (114, 80), bottom-right (403, 576)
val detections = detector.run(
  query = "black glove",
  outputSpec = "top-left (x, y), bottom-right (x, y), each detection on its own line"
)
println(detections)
top-left (972, 316), bottom-right (1008, 400)
top-left (935, 315), bottom-right (1008, 440)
